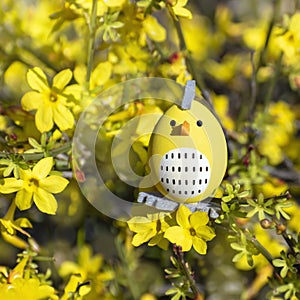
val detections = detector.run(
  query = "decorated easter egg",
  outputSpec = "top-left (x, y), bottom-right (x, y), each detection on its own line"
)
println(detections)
top-left (148, 98), bottom-right (227, 203)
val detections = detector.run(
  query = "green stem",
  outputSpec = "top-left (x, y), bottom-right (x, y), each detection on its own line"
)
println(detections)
top-left (272, 217), bottom-right (297, 256)
top-left (86, 0), bottom-right (98, 86)
top-left (264, 52), bottom-right (283, 108)
top-left (0, 142), bottom-right (71, 161)
top-left (248, 51), bottom-right (257, 122)
top-left (256, 0), bottom-right (281, 70)
top-left (295, 0), bottom-right (300, 11)
top-left (250, 236), bottom-right (274, 265)
top-left (265, 191), bottom-right (290, 202)
top-left (281, 230), bottom-right (297, 256)
top-left (174, 246), bottom-right (202, 298)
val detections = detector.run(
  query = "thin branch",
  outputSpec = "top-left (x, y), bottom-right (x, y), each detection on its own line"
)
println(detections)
top-left (249, 51), bottom-right (257, 122)
top-left (281, 230), bottom-right (297, 256)
top-left (173, 245), bottom-right (203, 298)
top-left (86, 0), bottom-right (98, 86)
top-left (264, 52), bottom-right (283, 107)
top-left (0, 142), bottom-right (71, 161)
top-left (256, 0), bottom-right (281, 70)
top-left (251, 236), bottom-right (274, 265)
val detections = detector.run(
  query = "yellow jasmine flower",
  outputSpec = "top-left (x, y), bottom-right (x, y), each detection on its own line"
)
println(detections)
top-left (205, 54), bottom-right (241, 83)
top-left (76, 0), bottom-right (125, 16)
top-left (0, 201), bottom-right (32, 249)
top-left (61, 274), bottom-right (91, 300)
top-left (0, 157), bottom-right (69, 215)
top-left (169, 0), bottom-right (192, 20)
top-left (59, 245), bottom-right (103, 280)
top-left (127, 213), bottom-right (170, 249)
top-left (21, 67), bottom-right (75, 133)
top-left (164, 205), bottom-right (215, 254)
top-left (142, 15), bottom-right (166, 42)
top-left (59, 245), bottom-right (114, 299)
top-left (285, 203), bottom-right (300, 233)
top-left (275, 13), bottom-right (300, 64)
top-left (0, 278), bottom-right (58, 300)
top-left (257, 101), bottom-right (295, 165)
top-left (212, 94), bottom-right (235, 130)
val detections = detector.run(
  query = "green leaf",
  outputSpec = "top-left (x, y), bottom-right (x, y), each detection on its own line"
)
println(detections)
top-left (3, 163), bottom-right (14, 177)
top-left (165, 287), bottom-right (178, 296)
top-left (171, 292), bottom-right (182, 300)
top-left (238, 191), bottom-right (249, 198)
top-left (28, 137), bottom-right (41, 149)
top-left (221, 202), bottom-right (229, 212)
top-left (232, 251), bottom-right (244, 263)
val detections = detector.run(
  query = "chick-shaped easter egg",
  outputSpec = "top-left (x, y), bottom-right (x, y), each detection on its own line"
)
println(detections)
top-left (148, 99), bottom-right (227, 204)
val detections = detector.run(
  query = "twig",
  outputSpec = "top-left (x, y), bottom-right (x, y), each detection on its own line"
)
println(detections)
top-left (0, 142), bottom-right (71, 161)
top-left (264, 191), bottom-right (291, 202)
top-left (248, 51), bottom-right (257, 122)
top-left (256, 0), bottom-right (281, 70)
top-left (281, 230), bottom-right (297, 256)
top-left (295, 0), bottom-right (300, 13)
top-left (250, 236), bottom-right (274, 265)
top-left (86, 0), bottom-right (98, 86)
top-left (264, 52), bottom-right (283, 108)
top-left (173, 245), bottom-right (202, 298)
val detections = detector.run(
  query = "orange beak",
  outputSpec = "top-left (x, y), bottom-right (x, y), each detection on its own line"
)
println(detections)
top-left (171, 121), bottom-right (190, 136)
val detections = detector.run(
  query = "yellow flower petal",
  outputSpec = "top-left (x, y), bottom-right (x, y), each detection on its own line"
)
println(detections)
top-left (176, 0), bottom-right (188, 5)
top-left (21, 91), bottom-right (44, 111)
top-left (91, 61), bottom-right (112, 88)
top-left (53, 103), bottom-right (74, 131)
top-left (61, 274), bottom-right (91, 300)
top-left (32, 157), bottom-right (53, 179)
top-left (104, 0), bottom-right (125, 7)
top-left (52, 69), bottom-right (72, 90)
top-left (7, 278), bottom-right (57, 299)
top-left (35, 104), bottom-right (53, 133)
top-left (27, 67), bottom-right (49, 92)
top-left (195, 225), bottom-right (215, 241)
top-left (39, 175), bottom-right (69, 193)
top-left (190, 211), bottom-right (209, 227)
top-left (19, 168), bottom-right (32, 181)
top-left (59, 261), bottom-right (80, 278)
top-left (0, 178), bottom-right (23, 193)
top-left (192, 237), bottom-right (207, 255)
top-left (1, 231), bottom-right (28, 249)
top-left (290, 13), bottom-right (300, 34)
top-left (173, 7), bottom-right (192, 19)
top-left (164, 226), bottom-right (192, 251)
top-left (128, 216), bottom-right (154, 232)
top-left (33, 188), bottom-right (57, 214)
top-left (15, 189), bottom-right (33, 211)
top-left (176, 205), bottom-right (191, 229)
top-left (132, 229), bottom-right (156, 246)
top-left (143, 15), bottom-right (166, 42)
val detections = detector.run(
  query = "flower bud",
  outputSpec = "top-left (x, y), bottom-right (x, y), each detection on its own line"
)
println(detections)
top-left (276, 223), bottom-right (286, 234)
top-left (260, 219), bottom-right (273, 229)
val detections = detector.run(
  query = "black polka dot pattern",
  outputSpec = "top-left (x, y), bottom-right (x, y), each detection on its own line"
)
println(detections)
top-left (159, 148), bottom-right (211, 199)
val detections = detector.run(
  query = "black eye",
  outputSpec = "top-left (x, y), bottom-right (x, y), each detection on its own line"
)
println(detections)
top-left (196, 120), bottom-right (203, 127)
top-left (170, 120), bottom-right (176, 126)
